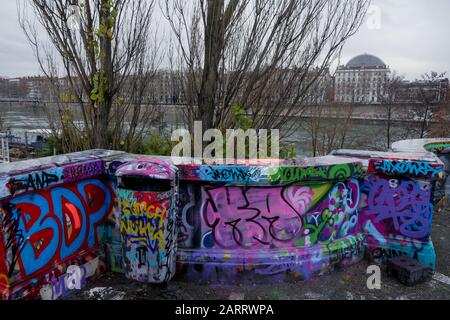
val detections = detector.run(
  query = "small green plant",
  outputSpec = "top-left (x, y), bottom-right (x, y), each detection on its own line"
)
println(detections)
top-left (280, 143), bottom-right (297, 159)
top-left (90, 71), bottom-right (108, 108)
top-left (141, 133), bottom-right (175, 156)
top-left (36, 136), bottom-right (61, 157)
top-left (230, 103), bottom-right (253, 130)
top-left (227, 103), bottom-right (297, 160)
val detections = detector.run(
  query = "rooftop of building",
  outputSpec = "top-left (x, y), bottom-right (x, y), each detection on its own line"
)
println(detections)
top-left (337, 54), bottom-right (389, 70)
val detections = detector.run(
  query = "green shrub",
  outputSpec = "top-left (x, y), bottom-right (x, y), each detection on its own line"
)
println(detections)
top-left (141, 132), bottom-right (175, 156)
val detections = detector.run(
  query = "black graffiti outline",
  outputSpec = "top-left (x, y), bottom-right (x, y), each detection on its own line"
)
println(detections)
top-left (160, 215), bottom-right (176, 283)
top-left (203, 187), bottom-right (269, 248)
top-left (1, 202), bottom-right (28, 277)
top-left (176, 185), bottom-right (196, 246)
top-left (8, 171), bottom-right (60, 196)
top-left (203, 186), bottom-right (305, 249)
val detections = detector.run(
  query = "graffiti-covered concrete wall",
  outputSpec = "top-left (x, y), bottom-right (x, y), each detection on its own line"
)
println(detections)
top-left (173, 146), bottom-right (446, 282)
top-left (0, 150), bottom-right (125, 300)
top-left (174, 161), bottom-right (366, 282)
top-left (1, 139), bottom-right (449, 299)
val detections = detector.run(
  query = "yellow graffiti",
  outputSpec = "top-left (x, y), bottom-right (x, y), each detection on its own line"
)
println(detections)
top-left (120, 219), bottom-right (164, 250)
top-left (117, 198), bottom-right (167, 228)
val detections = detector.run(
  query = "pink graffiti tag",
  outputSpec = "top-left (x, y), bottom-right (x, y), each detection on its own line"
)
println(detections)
top-left (202, 186), bottom-right (313, 249)
top-left (116, 159), bottom-right (177, 180)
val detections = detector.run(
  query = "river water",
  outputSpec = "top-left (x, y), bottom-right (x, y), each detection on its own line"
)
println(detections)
top-left (0, 102), bottom-right (424, 156)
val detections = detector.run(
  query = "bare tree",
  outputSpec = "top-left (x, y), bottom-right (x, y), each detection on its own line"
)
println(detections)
top-left (416, 72), bottom-right (447, 139)
top-left (376, 72), bottom-right (404, 149)
top-left (18, 0), bottom-right (162, 152)
top-left (299, 68), bottom-right (355, 156)
top-left (372, 71), bottom-right (449, 149)
top-left (431, 88), bottom-right (450, 138)
top-left (162, 0), bottom-right (370, 138)
top-left (302, 101), bottom-right (354, 157)
top-left (0, 114), bottom-right (4, 133)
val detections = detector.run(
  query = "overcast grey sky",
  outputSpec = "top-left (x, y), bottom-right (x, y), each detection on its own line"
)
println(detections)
top-left (1, 0), bottom-right (449, 80)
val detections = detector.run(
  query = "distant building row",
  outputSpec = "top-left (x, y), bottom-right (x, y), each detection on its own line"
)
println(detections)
top-left (0, 73), bottom-right (185, 105)
top-left (1, 54), bottom-right (448, 106)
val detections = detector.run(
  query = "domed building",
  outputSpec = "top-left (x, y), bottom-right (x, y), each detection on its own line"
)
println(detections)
top-left (334, 54), bottom-right (391, 104)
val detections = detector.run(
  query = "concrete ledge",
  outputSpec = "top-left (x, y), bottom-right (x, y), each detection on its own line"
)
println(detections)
top-left (392, 139), bottom-right (450, 154)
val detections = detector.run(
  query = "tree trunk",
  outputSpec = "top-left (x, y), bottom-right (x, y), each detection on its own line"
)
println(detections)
top-left (97, 0), bottom-right (114, 149)
top-left (420, 104), bottom-right (430, 139)
top-left (198, 0), bottom-right (224, 132)
top-left (387, 104), bottom-right (392, 150)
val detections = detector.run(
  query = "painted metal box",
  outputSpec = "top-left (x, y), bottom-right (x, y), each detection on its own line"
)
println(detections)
top-left (115, 160), bottom-right (179, 284)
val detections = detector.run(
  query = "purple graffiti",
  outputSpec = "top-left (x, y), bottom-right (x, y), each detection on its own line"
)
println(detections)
top-left (364, 177), bottom-right (432, 239)
top-left (62, 160), bottom-right (105, 183)
top-left (201, 180), bottom-right (361, 250)
top-left (202, 186), bottom-right (312, 249)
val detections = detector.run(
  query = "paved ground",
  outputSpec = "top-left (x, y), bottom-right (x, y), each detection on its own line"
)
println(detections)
top-left (69, 209), bottom-right (450, 300)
